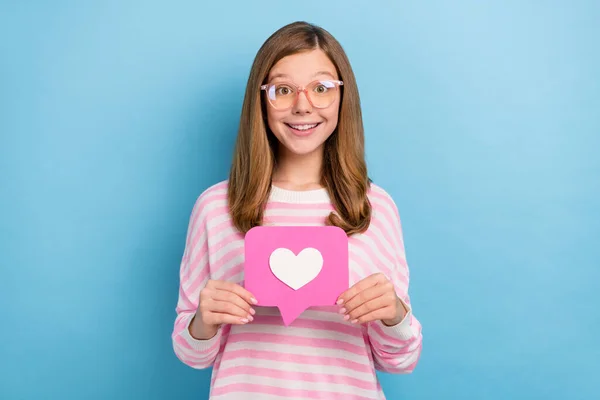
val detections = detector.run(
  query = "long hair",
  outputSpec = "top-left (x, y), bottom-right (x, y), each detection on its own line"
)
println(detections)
top-left (228, 21), bottom-right (372, 235)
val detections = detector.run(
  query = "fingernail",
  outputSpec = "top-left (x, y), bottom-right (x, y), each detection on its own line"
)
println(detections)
top-left (241, 318), bottom-right (249, 323)
top-left (247, 315), bottom-right (254, 322)
top-left (351, 319), bottom-right (358, 324)
top-left (344, 315), bottom-right (350, 321)
top-left (251, 298), bottom-right (258, 304)
top-left (336, 299), bottom-right (344, 305)
top-left (338, 308), bottom-right (347, 314)
top-left (249, 308), bottom-right (256, 315)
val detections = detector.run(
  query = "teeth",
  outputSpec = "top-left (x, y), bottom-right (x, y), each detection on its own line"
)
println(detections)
top-left (289, 123), bottom-right (318, 131)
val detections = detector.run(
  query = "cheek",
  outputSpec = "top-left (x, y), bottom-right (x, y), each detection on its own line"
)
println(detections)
top-left (323, 100), bottom-right (340, 128)
top-left (266, 108), bottom-right (285, 133)
top-left (328, 109), bottom-right (339, 125)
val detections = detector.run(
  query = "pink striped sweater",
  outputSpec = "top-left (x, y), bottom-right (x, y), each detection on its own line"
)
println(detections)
top-left (172, 181), bottom-right (423, 399)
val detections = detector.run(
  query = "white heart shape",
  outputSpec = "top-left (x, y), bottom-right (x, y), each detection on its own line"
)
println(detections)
top-left (269, 247), bottom-right (323, 290)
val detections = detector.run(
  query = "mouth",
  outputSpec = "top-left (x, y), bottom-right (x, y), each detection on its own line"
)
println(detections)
top-left (284, 122), bottom-right (322, 136)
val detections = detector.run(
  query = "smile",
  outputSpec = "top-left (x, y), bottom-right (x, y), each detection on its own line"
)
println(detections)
top-left (285, 122), bottom-right (321, 132)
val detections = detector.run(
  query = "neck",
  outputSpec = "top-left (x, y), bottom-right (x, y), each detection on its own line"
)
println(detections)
top-left (272, 145), bottom-right (324, 190)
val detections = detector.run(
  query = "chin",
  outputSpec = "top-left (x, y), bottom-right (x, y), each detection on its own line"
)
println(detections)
top-left (274, 123), bottom-right (333, 156)
top-left (280, 139), bottom-right (325, 156)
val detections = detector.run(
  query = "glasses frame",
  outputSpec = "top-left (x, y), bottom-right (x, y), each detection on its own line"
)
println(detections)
top-left (260, 79), bottom-right (344, 110)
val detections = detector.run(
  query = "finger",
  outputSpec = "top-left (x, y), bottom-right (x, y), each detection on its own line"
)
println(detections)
top-left (350, 305), bottom-right (396, 324)
top-left (345, 292), bottom-right (396, 322)
top-left (337, 275), bottom-right (379, 305)
top-left (216, 281), bottom-right (258, 305)
top-left (212, 290), bottom-right (256, 316)
top-left (337, 273), bottom-right (387, 305)
top-left (204, 299), bottom-right (254, 321)
top-left (205, 311), bottom-right (252, 325)
top-left (341, 284), bottom-right (389, 315)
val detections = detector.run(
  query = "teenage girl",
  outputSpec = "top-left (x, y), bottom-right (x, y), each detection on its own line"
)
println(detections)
top-left (172, 21), bottom-right (423, 400)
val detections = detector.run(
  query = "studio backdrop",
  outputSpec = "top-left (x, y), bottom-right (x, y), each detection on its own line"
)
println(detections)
top-left (1, 1), bottom-right (598, 399)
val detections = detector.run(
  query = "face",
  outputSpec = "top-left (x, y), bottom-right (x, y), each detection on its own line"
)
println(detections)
top-left (264, 49), bottom-right (341, 158)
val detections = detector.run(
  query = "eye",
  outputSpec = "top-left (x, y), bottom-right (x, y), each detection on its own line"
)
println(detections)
top-left (314, 84), bottom-right (328, 94)
top-left (313, 80), bottom-right (336, 94)
top-left (275, 85), bottom-right (294, 96)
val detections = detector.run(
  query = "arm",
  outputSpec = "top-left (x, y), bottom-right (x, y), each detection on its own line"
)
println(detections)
top-left (338, 194), bottom-right (423, 374)
top-left (339, 273), bottom-right (423, 374)
top-left (367, 197), bottom-right (423, 374)
top-left (367, 291), bottom-right (423, 374)
top-left (171, 195), bottom-right (222, 369)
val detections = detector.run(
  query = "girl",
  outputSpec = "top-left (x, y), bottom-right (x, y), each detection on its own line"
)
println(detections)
top-left (172, 21), bottom-right (423, 399)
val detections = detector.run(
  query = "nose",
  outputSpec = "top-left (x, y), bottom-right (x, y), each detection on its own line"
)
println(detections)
top-left (292, 89), bottom-right (312, 115)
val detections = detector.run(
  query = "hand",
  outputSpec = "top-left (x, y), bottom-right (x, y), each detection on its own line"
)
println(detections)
top-left (190, 280), bottom-right (258, 339)
top-left (336, 273), bottom-right (406, 326)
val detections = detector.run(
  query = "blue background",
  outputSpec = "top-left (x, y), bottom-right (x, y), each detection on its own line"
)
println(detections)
top-left (1, 1), bottom-right (599, 399)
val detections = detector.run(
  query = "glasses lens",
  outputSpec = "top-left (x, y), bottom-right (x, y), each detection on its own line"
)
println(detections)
top-left (307, 80), bottom-right (339, 108)
top-left (267, 83), bottom-right (296, 109)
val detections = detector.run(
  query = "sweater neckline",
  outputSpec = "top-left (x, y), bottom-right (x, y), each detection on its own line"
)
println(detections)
top-left (269, 184), bottom-right (330, 204)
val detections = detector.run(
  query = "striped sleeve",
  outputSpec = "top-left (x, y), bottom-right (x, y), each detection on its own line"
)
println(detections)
top-left (367, 188), bottom-right (423, 374)
top-left (171, 190), bottom-right (222, 369)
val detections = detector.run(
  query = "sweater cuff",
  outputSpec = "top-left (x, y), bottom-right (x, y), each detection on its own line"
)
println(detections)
top-left (181, 313), bottom-right (222, 352)
top-left (377, 297), bottom-right (415, 340)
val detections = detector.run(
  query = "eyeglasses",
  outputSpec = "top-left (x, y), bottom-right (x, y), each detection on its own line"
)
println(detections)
top-left (260, 79), bottom-right (343, 110)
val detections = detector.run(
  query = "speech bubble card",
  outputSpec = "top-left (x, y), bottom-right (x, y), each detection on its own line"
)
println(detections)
top-left (244, 226), bottom-right (349, 326)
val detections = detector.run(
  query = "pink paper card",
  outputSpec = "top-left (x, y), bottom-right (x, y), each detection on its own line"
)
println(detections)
top-left (244, 225), bottom-right (349, 326)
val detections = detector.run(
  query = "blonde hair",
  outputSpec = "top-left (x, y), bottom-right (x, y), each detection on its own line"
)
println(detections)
top-left (228, 21), bottom-right (372, 235)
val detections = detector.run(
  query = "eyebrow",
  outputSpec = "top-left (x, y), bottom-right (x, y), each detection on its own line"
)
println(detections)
top-left (269, 70), bottom-right (337, 81)
top-left (269, 73), bottom-right (290, 80)
top-left (312, 70), bottom-right (336, 79)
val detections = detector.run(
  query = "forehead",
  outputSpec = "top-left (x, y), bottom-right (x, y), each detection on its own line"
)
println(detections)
top-left (268, 49), bottom-right (338, 83)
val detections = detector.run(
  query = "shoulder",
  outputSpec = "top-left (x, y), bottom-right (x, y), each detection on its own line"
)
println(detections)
top-left (367, 182), bottom-right (401, 219)
top-left (190, 180), bottom-right (230, 221)
top-left (366, 181), bottom-right (406, 235)
top-left (197, 179), bottom-right (229, 203)
top-left (365, 182), bottom-right (408, 251)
